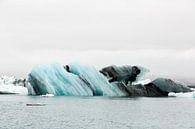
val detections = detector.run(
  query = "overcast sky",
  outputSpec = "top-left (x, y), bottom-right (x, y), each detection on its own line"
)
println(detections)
top-left (0, 0), bottom-right (195, 79)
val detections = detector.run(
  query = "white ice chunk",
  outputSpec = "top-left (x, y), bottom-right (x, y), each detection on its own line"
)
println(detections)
top-left (168, 92), bottom-right (195, 98)
top-left (0, 84), bottom-right (28, 95)
top-left (41, 94), bottom-right (55, 97)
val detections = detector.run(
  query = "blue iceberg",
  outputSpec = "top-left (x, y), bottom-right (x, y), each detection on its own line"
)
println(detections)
top-left (28, 63), bottom-right (125, 96)
top-left (27, 63), bottom-right (193, 97)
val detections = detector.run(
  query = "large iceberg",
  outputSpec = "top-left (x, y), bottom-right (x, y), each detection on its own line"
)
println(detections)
top-left (27, 63), bottom-right (193, 97)
top-left (0, 63), bottom-right (192, 97)
top-left (27, 63), bottom-right (125, 96)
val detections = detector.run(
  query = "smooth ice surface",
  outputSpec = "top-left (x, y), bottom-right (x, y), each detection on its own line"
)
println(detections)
top-left (0, 95), bottom-right (195, 129)
top-left (28, 63), bottom-right (125, 96)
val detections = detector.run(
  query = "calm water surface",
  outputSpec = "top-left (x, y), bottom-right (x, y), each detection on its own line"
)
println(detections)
top-left (0, 95), bottom-right (195, 129)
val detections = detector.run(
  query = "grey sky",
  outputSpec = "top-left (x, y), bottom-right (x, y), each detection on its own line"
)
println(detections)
top-left (0, 0), bottom-right (195, 80)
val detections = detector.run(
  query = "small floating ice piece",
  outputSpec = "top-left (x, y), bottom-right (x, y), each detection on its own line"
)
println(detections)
top-left (168, 92), bottom-right (195, 98)
top-left (41, 94), bottom-right (55, 97)
top-left (168, 92), bottom-right (177, 97)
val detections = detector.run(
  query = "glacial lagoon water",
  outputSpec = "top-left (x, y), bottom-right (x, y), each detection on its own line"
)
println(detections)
top-left (0, 95), bottom-right (195, 129)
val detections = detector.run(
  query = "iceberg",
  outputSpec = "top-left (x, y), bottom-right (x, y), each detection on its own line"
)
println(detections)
top-left (27, 63), bottom-right (125, 96)
top-left (0, 84), bottom-right (28, 95)
top-left (0, 63), bottom-right (193, 97)
top-left (0, 76), bottom-right (28, 95)
top-left (27, 63), bottom-right (193, 97)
